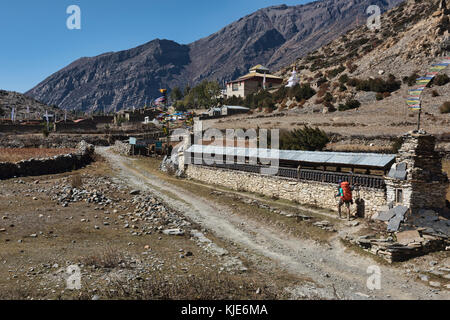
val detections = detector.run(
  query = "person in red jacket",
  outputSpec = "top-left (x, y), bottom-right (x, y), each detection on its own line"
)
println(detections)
top-left (335, 181), bottom-right (354, 220)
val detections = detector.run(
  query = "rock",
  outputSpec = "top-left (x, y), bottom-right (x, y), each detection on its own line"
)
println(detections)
top-left (429, 281), bottom-right (441, 287)
top-left (419, 274), bottom-right (429, 282)
top-left (91, 295), bottom-right (100, 301)
top-left (355, 292), bottom-right (370, 298)
top-left (163, 228), bottom-right (185, 236)
top-left (130, 190), bottom-right (140, 195)
top-left (185, 251), bottom-right (193, 257)
top-left (30, 234), bottom-right (37, 238)
top-left (429, 261), bottom-right (438, 267)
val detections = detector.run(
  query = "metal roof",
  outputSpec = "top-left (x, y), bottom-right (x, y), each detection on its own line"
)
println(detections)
top-left (185, 145), bottom-right (396, 169)
top-left (222, 106), bottom-right (250, 110)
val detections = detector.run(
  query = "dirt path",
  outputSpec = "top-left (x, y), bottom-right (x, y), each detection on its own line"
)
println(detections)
top-left (97, 147), bottom-right (448, 300)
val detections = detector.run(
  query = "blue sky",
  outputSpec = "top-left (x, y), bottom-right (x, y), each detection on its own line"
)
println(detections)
top-left (0, 0), bottom-right (311, 93)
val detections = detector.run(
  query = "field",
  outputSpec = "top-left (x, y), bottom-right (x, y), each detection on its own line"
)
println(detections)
top-left (0, 148), bottom-right (76, 163)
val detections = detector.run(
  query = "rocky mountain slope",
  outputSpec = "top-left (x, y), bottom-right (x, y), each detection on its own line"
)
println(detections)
top-left (278, 0), bottom-right (449, 96)
top-left (0, 90), bottom-right (62, 121)
top-left (26, 0), bottom-right (403, 112)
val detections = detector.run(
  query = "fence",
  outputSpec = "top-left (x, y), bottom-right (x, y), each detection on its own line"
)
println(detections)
top-left (188, 157), bottom-right (385, 190)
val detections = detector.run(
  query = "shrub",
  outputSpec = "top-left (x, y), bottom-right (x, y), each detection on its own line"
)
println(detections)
top-left (316, 77), bottom-right (328, 87)
top-left (289, 84), bottom-right (316, 101)
top-left (338, 99), bottom-right (361, 111)
top-left (327, 65), bottom-right (346, 78)
top-left (339, 83), bottom-right (347, 92)
top-left (323, 92), bottom-right (333, 102)
top-left (433, 74), bottom-right (450, 86)
top-left (339, 74), bottom-right (349, 84)
top-left (403, 72), bottom-right (419, 86)
top-left (440, 101), bottom-right (450, 114)
top-left (391, 137), bottom-right (404, 153)
top-left (376, 92), bottom-right (384, 101)
top-left (323, 101), bottom-right (336, 112)
top-left (280, 126), bottom-right (330, 151)
top-left (348, 75), bottom-right (401, 93)
top-left (346, 61), bottom-right (358, 73)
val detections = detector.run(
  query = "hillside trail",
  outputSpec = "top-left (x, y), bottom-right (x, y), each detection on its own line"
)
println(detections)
top-left (97, 147), bottom-right (448, 300)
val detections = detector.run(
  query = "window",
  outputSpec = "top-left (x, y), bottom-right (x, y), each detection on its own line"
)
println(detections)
top-left (396, 189), bottom-right (403, 204)
top-left (232, 83), bottom-right (239, 91)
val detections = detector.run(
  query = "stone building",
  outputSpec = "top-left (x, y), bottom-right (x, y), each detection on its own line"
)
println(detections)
top-left (385, 131), bottom-right (449, 212)
top-left (225, 65), bottom-right (283, 99)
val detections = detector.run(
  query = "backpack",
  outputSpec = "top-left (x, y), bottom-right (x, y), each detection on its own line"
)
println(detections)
top-left (341, 182), bottom-right (352, 201)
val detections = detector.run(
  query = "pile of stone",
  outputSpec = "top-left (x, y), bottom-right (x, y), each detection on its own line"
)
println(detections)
top-left (312, 220), bottom-right (336, 232)
top-left (121, 194), bottom-right (192, 237)
top-left (53, 187), bottom-right (113, 207)
top-left (113, 140), bottom-right (132, 156)
top-left (345, 228), bottom-right (448, 263)
top-left (373, 205), bottom-right (409, 232)
top-left (405, 209), bottom-right (450, 238)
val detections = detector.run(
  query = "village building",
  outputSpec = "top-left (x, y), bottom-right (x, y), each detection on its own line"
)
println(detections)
top-left (114, 108), bottom-right (158, 124)
top-left (221, 105), bottom-right (250, 116)
top-left (225, 65), bottom-right (283, 99)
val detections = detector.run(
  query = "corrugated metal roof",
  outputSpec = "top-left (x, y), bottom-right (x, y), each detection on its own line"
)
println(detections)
top-left (185, 145), bottom-right (396, 168)
top-left (223, 106), bottom-right (250, 110)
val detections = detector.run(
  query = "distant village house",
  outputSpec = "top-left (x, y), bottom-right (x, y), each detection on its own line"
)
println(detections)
top-left (225, 65), bottom-right (283, 99)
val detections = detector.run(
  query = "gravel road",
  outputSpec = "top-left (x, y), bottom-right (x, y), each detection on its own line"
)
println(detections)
top-left (97, 147), bottom-right (449, 300)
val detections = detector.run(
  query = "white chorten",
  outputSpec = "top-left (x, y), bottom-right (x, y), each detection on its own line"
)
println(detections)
top-left (286, 67), bottom-right (299, 88)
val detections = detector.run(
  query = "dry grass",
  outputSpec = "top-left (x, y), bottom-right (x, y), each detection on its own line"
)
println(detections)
top-left (325, 143), bottom-right (393, 153)
top-left (0, 148), bottom-right (76, 162)
top-left (78, 247), bottom-right (128, 269)
top-left (87, 271), bottom-right (284, 300)
top-left (70, 174), bottom-right (83, 189)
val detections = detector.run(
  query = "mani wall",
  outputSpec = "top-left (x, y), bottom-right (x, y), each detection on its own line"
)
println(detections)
top-left (185, 166), bottom-right (386, 215)
top-left (0, 141), bottom-right (95, 180)
top-left (183, 131), bottom-right (449, 216)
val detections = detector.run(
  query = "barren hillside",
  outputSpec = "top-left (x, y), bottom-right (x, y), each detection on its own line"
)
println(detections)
top-left (205, 0), bottom-right (450, 149)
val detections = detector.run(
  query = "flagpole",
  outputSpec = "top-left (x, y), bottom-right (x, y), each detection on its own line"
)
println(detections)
top-left (417, 103), bottom-right (421, 131)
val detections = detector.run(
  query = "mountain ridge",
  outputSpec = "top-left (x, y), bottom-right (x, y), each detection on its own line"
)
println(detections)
top-left (26, 0), bottom-right (404, 112)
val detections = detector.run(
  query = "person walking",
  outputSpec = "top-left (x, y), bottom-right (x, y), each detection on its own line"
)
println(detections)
top-left (335, 180), bottom-right (353, 220)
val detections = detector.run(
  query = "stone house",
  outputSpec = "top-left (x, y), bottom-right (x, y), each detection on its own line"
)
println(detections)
top-left (225, 65), bottom-right (283, 99)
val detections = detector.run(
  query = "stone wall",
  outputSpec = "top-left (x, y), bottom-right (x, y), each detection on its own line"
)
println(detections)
top-left (0, 141), bottom-right (95, 180)
top-left (386, 131), bottom-right (449, 211)
top-left (185, 165), bottom-right (386, 215)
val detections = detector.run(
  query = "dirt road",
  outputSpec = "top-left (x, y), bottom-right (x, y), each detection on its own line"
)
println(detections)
top-left (97, 147), bottom-right (449, 300)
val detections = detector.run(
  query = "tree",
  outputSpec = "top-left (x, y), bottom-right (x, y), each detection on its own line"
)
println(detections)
top-left (182, 80), bottom-right (221, 109)
top-left (0, 106), bottom-right (4, 117)
top-left (289, 84), bottom-right (316, 101)
top-left (170, 87), bottom-right (183, 102)
top-left (280, 126), bottom-right (330, 151)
